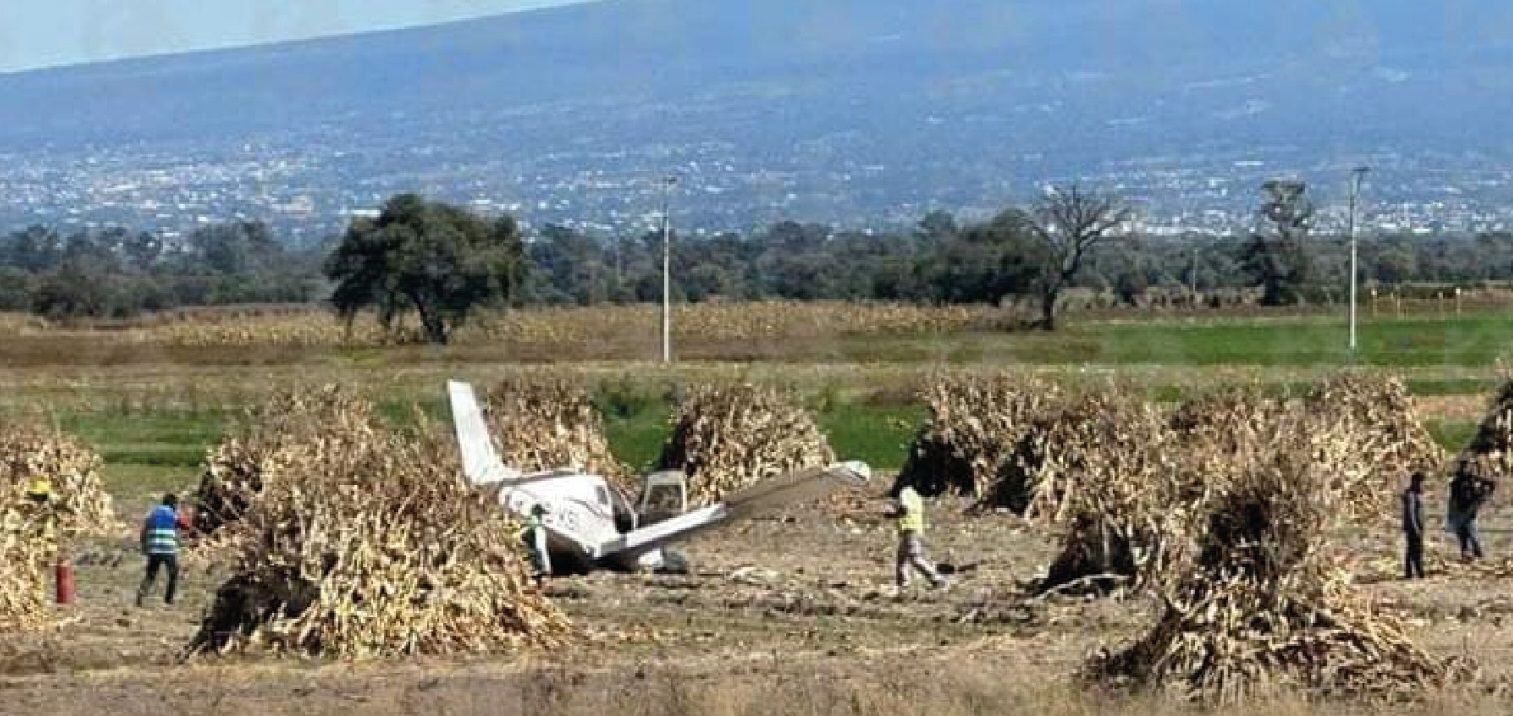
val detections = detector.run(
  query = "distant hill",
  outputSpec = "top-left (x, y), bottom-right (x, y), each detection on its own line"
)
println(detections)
top-left (5, 0), bottom-right (1513, 232)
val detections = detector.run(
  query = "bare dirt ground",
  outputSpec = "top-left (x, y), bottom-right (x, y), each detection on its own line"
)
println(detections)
top-left (6, 488), bottom-right (1513, 715)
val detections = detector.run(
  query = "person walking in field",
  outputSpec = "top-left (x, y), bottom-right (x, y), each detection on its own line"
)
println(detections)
top-left (521, 503), bottom-right (551, 585)
top-left (1447, 467), bottom-right (1496, 562)
top-left (136, 493), bottom-right (182, 607)
top-left (1402, 472), bottom-right (1426, 579)
top-left (890, 485), bottom-right (946, 591)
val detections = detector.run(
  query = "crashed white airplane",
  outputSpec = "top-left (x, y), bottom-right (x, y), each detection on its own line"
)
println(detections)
top-left (448, 380), bottom-right (871, 572)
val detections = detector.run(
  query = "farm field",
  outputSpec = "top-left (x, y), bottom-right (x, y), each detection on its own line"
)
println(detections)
top-left (7, 302), bottom-right (1513, 369)
top-left (5, 303), bottom-right (1513, 715)
top-left (8, 497), bottom-right (1513, 715)
top-left (9, 304), bottom-right (1511, 505)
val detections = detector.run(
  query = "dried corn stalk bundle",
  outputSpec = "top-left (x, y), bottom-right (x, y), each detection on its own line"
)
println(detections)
top-left (1014, 390), bottom-right (1152, 521)
top-left (1161, 387), bottom-right (1295, 517)
top-left (1304, 371), bottom-right (1445, 516)
top-left (1169, 384), bottom-right (1286, 437)
top-left (187, 415), bottom-right (571, 658)
top-left (1030, 395), bottom-right (1191, 593)
top-left (1164, 386), bottom-right (1295, 514)
top-left (657, 384), bottom-right (834, 507)
top-left (485, 376), bottom-right (629, 486)
top-left (895, 372), bottom-right (1062, 502)
top-left (192, 386), bottom-right (381, 540)
top-left (1172, 377), bottom-right (1428, 524)
top-left (1089, 412), bottom-right (1464, 704)
top-left (0, 505), bottom-right (52, 631)
top-left (0, 424), bottom-right (102, 630)
top-left (0, 422), bottom-right (113, 536)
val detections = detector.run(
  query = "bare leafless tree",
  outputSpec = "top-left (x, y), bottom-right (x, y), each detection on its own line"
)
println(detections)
top-left (1029, 184), bottom-right (1132, 330)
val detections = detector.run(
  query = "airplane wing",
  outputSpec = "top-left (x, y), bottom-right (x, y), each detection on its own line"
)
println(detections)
top-left (447, 380), bottom-right (522, 486)
top-left (719, 461), bottom-right (871, 520)
top-left (597, 461), bottom-right (870, 565)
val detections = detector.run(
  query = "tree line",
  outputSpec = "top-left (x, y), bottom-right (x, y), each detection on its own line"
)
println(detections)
top-left (520, 183), bottom-right (1513, 312)
top-left (8, 183), bottom-right (1513, 338)
top-left (0, 221), bottom-right (322, 319)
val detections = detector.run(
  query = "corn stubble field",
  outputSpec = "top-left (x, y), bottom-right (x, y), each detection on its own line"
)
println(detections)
top-left (11, 305), bottom-right (1513, 714)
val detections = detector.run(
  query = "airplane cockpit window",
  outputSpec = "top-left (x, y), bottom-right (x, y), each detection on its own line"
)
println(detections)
top-left (645, 484), bottom-right (681, 511)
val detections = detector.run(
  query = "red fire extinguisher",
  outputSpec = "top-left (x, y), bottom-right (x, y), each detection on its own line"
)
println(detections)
top-left (55, 559), bottom-right (75, 605)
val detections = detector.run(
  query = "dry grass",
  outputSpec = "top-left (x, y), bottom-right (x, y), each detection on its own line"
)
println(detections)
top-left (112, 302), bottom-right (997, 349)
top-left (355, 662), bottom-right (1504, 716)
top-left (5, 654), bottom-right (1513, 716)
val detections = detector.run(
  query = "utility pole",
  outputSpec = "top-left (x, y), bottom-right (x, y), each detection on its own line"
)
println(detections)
top-left (659, 174), bottom-right (678, 364)
top-left (1189, 244), bottom-right (1198, 297)
top-left (1348, 166), bottom-right (1369, 353)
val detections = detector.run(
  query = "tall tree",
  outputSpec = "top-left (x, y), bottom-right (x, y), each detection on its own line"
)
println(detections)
top-left (5, 226), bottom-right (63, 273)
top-left (324, 194), bottom-right (525, 344)
top-left (530, 224), bottom-right (611, 305)
top-left (931, 209), bottom-right (1039, 306)
top-left (1029, 185), bottom-right (1131, 330)
top-left (915, 210), bottom-right (959, 246)
top-left (1243, 179), bottom-right (1315, 306)
top-left (191, 221), bottom-right (281, 275)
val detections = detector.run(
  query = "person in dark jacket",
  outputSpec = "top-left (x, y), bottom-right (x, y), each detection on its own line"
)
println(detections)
top-left (1402, 472), bottom-right (1426, 579)
top-left (1447, 467), bottom-right (1496, 561)
top-left (520, 504), bottom-right (551, 586)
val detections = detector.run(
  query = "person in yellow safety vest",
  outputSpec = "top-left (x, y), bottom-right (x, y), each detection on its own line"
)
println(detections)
top-left (891, 485), bottom-right (946, 589)
top-left (25, 475), bottom-right (53, 505)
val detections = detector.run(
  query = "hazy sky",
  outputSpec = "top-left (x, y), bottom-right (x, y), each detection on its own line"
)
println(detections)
top-left (0, 0), bottom-right (593, 73)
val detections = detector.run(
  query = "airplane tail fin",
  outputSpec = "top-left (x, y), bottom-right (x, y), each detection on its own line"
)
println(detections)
top-left (447, 380), bottom-right (520, 486)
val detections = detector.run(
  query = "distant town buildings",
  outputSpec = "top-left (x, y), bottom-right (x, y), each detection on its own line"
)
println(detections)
top-left (2, 134), bottom-right (1511, 241)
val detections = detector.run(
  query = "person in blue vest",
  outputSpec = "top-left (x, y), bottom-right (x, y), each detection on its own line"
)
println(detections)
top-left (136, 493), bottom-right (182, 607)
